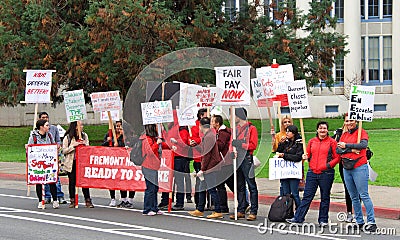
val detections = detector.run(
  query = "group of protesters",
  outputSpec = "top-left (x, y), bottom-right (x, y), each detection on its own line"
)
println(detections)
top-left (27, 108), bottom-right (377, 231)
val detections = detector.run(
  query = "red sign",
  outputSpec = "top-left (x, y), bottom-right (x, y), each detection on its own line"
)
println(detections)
top-left (76, 146), bottom-right (174, 192)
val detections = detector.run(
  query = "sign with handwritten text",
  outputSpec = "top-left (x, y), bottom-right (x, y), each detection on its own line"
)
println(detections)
top-left (64, 89), bottom-right (87, 122)
top-left (215, 66), bottom-right (251, 106)
top-left (177, 107), bottom-right (196, 126)
top-left (90, 91), bottom-right (121, 112)
top-left (348, 85), bottom-right (375, 122)
top-left (27, 144), bottom-right (58, 184)
top-left (260, 64), bottom-right (294, 106)
top-left (269, 157), bottom-right (302, 180)
top-left (286, 80), bottom-right (311, 118)
top-left (141, 100), bottom-right (173, 125)
top-left (255, 68), bottom-right (276, 99)
top-left (24, 70), bottom-right (55, 103)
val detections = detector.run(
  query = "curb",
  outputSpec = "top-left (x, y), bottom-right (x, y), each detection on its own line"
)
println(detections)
top-left (1, 173), bottom-right (399, 220)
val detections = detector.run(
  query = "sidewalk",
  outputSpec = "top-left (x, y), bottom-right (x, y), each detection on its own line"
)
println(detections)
top-left (1, 161), bottom-right (399, 219)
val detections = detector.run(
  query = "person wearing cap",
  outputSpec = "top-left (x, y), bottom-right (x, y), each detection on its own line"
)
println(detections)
top-left (276, 124), bottom-right (304, 209)
top-left (229, 108), bottom-right (259, 221)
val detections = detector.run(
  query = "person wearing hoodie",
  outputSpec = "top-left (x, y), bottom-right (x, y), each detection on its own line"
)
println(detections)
top-left (286, 121), bottom-right (340, 227)
top-left (27, 119), bottom-right (59, 209)
top-left (276, 124), bottom-right (303, 209)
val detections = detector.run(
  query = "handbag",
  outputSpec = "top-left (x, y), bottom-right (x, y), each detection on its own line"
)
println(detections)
top-left (342, 157), bottom-right (361, 170)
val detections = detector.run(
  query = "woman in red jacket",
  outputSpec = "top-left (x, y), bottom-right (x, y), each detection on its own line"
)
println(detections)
top-left (141, 124), bottom-right (169, 216)
top-left (286, 121), bottom-right (340, 226)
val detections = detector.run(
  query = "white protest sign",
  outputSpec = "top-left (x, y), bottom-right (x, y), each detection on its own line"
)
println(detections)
top-left (141, 100), bottom-right (174, 125)
top-left (286, 80), bottom-right (312, 118)
top-left (100, 110), bottom-right (120, 121)
top-left (196, 87), bottom-right (220, 108)
top-left (64, 89), bottom-right (87, 122)
top-left (261, 64), bottom-right (294, 96)
top-left (23, 70), bottom-right (55, 103)
top-left (255, 68), bottom-right (276, 99)
top-left (268, 157), bottom-right (302, 180)
top-left (27, 144), bottom-right (58, 184)
top-left (215, 66), bottom-right (251, 106)
top-left (177, 108), bottom-right (196, 126)
top-left (90, 90), bottom-right (121, 112)
top-left (179, 83), bottom-right (200, 111)
top-left (348, 85), bottom-right (375, 122)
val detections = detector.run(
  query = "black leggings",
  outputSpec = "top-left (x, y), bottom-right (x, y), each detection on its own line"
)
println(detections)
top-left (67, 161), bottom-right (91, 199)
top-left (109, 190), bottom-right (136, 199)
top-left (36, 183), bottom-right (56, 201)
top-left (339, 162), bottom-right (353, 213)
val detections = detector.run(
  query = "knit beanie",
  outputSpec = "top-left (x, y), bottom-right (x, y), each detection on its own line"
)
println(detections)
top-left (235, 108), bottom-right (247, 120)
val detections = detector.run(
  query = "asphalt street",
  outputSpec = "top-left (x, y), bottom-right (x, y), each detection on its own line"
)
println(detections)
top-left (0, 179), bottom-right (398, 240)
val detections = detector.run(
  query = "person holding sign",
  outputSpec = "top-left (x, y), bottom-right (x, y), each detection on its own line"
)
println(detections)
top-left (275, 125), bottom-right (303, 209)
top-left (336, 114), bottom-right (377, 232)
top-left (141, 124), bottom-right (170, 216)
top-left (101, 120), bottom-right (136, 208)
top-left (230, 108), bottom-right (259, 221)
top-left (286, 121), bottom-right (340, 226)
top-left (272, 115), bottom-right (293, 152)
top-left (27, 119), bottom-right (59, 209)
top-left (62, 121), bottom-right (94, 208)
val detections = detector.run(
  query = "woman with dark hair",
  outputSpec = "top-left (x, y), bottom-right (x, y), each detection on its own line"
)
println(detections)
top-left (141, 124), bottom-right (170, 216)
top-left (27, 119), bottom-right (58, 209)
top-left (276, 125), bottom-right (303, 208)
top-left (62, 121), bottom-right (94, 208)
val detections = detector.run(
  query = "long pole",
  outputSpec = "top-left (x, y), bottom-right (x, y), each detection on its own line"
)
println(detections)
top-left (28, 103), bottom-right (39, 196)
top-left (230, 106), bottom-right (238, 220)
top-left (107, 111), bottom-right (118, 145)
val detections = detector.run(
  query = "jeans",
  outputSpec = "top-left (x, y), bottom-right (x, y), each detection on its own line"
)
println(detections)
top-left (237, 153), bottom-right (258, 215)
top-left (344, 164), bottom-right (375, 224)
top-left (197, 172), bottom-right (221, 213)
top-left (174, 157), bottom-right (189, 207)
top-left (216, 165), bottom-right (235, 212)
top-left (281, 178), bottom-right (301, 208)
top-left (142, 167), bottom-right (159, 214)
top-left (294, 169), bottom-right (335, 223)
top-left (45, 177), bottom-right (64, 199)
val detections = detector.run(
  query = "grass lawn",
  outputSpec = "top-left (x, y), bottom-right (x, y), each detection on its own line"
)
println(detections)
top-left (1, 118), bottom-right (399, 187)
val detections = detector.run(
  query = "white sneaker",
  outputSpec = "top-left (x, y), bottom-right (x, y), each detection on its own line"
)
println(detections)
top-left (53, 200), bottom-right (59, 209)
top-left (38, 202), bottom-right (45, 209)
top-left (346, 212), bottom-right (354, 223)
top-left (109, 199), bottom-right (116, 207)
top-left (143, 211), bottom-right (156, 216)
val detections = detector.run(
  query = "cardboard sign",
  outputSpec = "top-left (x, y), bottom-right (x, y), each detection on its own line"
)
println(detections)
top-left (23, 70), bottom-right (55, 103)
top-left (261, 64), bottom-right (294, 107)
top-left (196, 87), bottom-right (220, 108)
top-left (179, 83), bottom-right (200, 115)
top-left (141, 100), bottom-right (174, 125)
top-left (100, 110), bottom-right (120, 121)
top-left (268, 157), bottom-right (302, 180)
top-left (348, 85), bottom-right (375, 122)
top-left (215, 66), bottom-right (251, 106)
top-left (286, 80), bottom-right (312, 118)
top-left (177, 108), bottom-right (196, 126)
top-left (90, 91), bottom-right (121, 112)
top-left (26, 144), bottom-right (58, 184)
top-left (75, 146), bottom-right (174, 191)
top-left (64, 89), bottom-right (87, 122)
top-left (254, 68), bottom-right (276, 99)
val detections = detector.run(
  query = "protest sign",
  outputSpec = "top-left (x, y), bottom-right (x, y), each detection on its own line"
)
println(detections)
top-left (141, 100), bottom-right (174, 125)
top-left (100, 110), bottom-right (120, 121)
top-left (268, 157), bottom-right (302, 180)
top-left (254, 68), bottom-right (276, 99)
top-left (146, 81), bottom-right (180, 108)
top-left (26, 144), bottom-right (58, 184)
top-left (76, 146), bottom-right (174, 191)
top-left (348, 85), bottom-right (375, 122)
top-left (261, 64), bottom-right (294, 106)
top-left (215, 66), bottom-right (251, 106)
top-left (64, 89), bottom-right (87, 122)
top-left (286, 80), bottom-right (312, 118)
top-left (196, 87), bottom-right (220, 108)
top-left (23, 70), bottom-right (55, 103)
top-left (177, 108), bottom-right (196, 126)
top-left (90, 91), bottom-right (121, 112)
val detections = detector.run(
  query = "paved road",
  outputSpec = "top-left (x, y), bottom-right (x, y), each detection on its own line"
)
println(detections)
top-left (0, 180), bottom-right (398, 240)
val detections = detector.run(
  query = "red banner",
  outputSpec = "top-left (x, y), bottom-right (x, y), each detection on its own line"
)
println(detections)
top-left (75, 146), bottom-right (174, 192)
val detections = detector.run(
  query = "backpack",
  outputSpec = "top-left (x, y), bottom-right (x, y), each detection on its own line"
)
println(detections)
top-left (129, 136), bottom-right (146, 166)
top-left (268, 194), bottom-right (294, 222)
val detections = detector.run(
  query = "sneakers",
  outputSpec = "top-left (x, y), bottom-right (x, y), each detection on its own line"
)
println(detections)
top-left (143, 211), bottom-right (156, 216)
top-left (58, 197), bottom-right (67, 204)
top-left (172, 205), bottom-right (184, 211)
top-left (188, 210), bottom-right (204, 217)
top-left (117, 201), bottom-right (126, 208)
top-left (53, 200), bottom-right (59, 209)
top-left (286, 218), bottom-right (302, 224)
top-left (109, 199), bottom-right (117, 207)
top-left (229, 212), bottom-right (245, 220)
top-left (156, 210), bottom-right (164, 215)
top-left (207, 212), bottom-right (223, 219)
top-left (38, 202), bottom-right (45, 209)
top-left (187, 198), bottom-right (193, 203)
top-left (246, 214), bottom-right (257, 221)
top-left (319, 222), bottom-right (328, 228)
top-left (158, 203), bottom-right (168, 210)
top-left (364, 223), bottom-right (378, 233)
top-left (44, 198), bottom-right (51, 204)
top-left (346, 212), bottom-right (354, 223)
top-left (124, 201), bottom-right (133, 209)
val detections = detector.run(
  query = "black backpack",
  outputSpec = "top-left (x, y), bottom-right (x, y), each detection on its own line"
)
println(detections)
top-left (129, 136), bottom-right (146, 166)
top-left (268, 194), bottom-right (294, 222)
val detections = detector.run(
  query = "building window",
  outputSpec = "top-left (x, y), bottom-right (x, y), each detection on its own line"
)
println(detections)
top-left (383, 0), bottom-right (392, 18)
top-left (368, 0), bottom-right (379, 18)
top-left (325, 105), bottom-right (339, 113)
top-left (334, 0), bottom-right (344, 20)
top-left (374, 104), bottom-right (387, 112)
top-left (368, 37), bottom-right (379, 81)
top-left (361, 0), bottom-right (365, 19)
top-left (335, 56), bottom-right (344, 84)
top-left (383, 36), bottom-right (392, 81)
top-left (224, 0), bottom-right (236, 21)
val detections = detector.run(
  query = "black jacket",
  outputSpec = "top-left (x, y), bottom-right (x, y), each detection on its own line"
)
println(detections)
top-left (276, 134), bottom-right (303, 162)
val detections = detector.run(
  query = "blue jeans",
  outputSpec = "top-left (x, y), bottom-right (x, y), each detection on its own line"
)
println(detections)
top-left (237, 153), bottom-right (258, 215)
top-left (45, 177), bottom-right (64, 199)
top-left (197, 171), bottom-right (221, 213)
top-left (174, 157), bottom-right (189, 207)
top-left (281, 178), bottom-right (301, 208)
top-left (142, 167), bottom-right (159, 214)
top-left (344, 164), bottom-right (375, 224)
top-left (294, 169), bottom-right (335, 223)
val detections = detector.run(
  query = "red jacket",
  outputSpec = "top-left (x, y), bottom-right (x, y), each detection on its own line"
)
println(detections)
top-left (235, 122), bottom-right (258, 155)
top-left (190, 120), bottom-right (203, 162)
top-left (307, 136), bottom-right (340, 174)
top-left (339, 128), bottom-right (369, 169)
top-left (141, 135), bottom-right (169, 170)
top-left (166, 125), bottom-right (190, 158)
